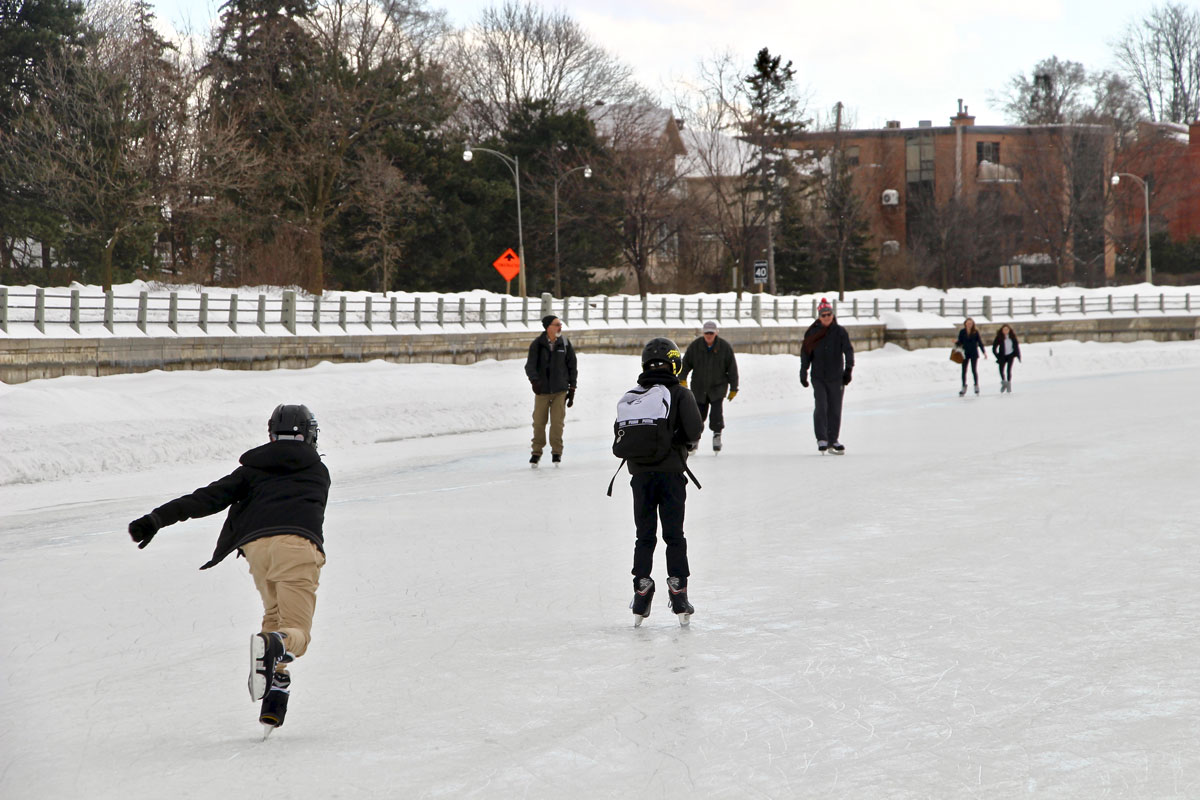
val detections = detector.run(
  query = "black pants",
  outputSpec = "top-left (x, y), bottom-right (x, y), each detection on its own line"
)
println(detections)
top-left (630, 471), bottom-right (689, 584)
top-left (997, 355), bottom-right (1015, 381)
top-left (694, 392), bottom-right (725, 432)
top-left (811, 377), bottom-right (844, 443)
top-left (961, 356), bottom-right (979, 385)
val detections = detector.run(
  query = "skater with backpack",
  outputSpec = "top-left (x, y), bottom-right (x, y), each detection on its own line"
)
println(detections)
top-left (992, 324), bottom-right (1021, 392)
top-left (127, 404), bottom-right (329, 737)
top-left (610, 337), bottom-right (703, 626)
top-left (957, 317), bottom-right (987, 396)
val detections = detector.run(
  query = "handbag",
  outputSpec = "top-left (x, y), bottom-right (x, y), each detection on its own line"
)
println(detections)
top-left (949, 344), bottom-right (965, 364)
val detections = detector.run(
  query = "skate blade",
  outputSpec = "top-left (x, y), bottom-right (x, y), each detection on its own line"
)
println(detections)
top-left (249, 635), bottom-right (268, 701)
top-left (261, 724), bottom-right (276, 741)
top-left (633, 614), bottom-right (647, 627)
top-left (677, 613), bottom-right (692, 627)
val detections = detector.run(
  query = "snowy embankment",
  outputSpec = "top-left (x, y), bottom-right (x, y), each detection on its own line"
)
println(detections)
top-left (4, 337), bottom-right (1198, 488)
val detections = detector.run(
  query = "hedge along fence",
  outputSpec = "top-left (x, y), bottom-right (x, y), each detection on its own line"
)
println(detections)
top-left (1, 286), bottom-right (1198, 336)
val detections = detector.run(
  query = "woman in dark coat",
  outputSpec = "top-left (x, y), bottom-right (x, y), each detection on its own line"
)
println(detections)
top-left (956, 317), bottom-right (987, 396)
top-left (991, 324), bottom-right (1022, 393)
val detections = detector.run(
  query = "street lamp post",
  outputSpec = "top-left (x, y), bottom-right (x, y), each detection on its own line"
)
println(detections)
top-left (465, 145), bottom-right (526, 296)
top-left (1111, 172), bottom-right (1152, 284)
top-left (553, 164), bottom-right (592, 297)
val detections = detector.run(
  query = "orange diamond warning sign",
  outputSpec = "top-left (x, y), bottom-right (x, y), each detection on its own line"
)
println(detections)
top-left (492, 248), bottom-right (521, 281)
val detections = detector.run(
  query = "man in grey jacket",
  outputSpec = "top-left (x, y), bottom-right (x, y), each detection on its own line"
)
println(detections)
top-left (679, 320), bottom-right (739, 452)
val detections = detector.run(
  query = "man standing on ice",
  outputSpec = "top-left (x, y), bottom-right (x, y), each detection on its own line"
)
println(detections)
top-left (799, 298), bottom-right (855, 454)
top-left (679, 320), bottom-right (739, 453)
top-left (127, 404), bottom-right (329, 736)
top-left (524, 314), bottom-right (577, 467)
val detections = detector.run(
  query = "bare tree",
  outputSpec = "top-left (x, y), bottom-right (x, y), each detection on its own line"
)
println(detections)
top-left (1115, 2), bottom-right (1200, 124)
top-left (350, 149), bottom-right (426, 291)
top-left (454, 1), bottom-right (643, 137)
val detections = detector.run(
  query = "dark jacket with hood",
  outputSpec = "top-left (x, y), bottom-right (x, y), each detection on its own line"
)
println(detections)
top-left (626, 370), bottom-right (704, 476)
top-left (680, 335), bottom-right (739, 401)
top-left (149, 440), bottom-right (330, 570)
top-left (991, 330), bottom-right (1022, 361)
top-left (525, 331), bottom-right (578, 394)
top-left (800, 318), bottom-right (855, 382)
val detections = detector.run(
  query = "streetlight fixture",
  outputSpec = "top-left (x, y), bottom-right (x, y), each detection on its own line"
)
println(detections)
top-left (465, 144), bottom-right (527, 296)
top-left (1111, 172), bottom-right (1152, 284)
top-left (553, 164), bottom-right (592, 297)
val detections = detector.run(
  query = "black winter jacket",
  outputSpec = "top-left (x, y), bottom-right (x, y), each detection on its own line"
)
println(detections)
top-left (800, 320), bottom-right (855, 381)
top-left (150, 440), bottom-right (330, 570)
top-left (992, 333), bottom-right (1022, 361)
top-left (626, 370), bottom-right (704, 476)
top-left (524, 332), bottom-right (578, 394)
top-left (957, 328), bottom-right (986, 360)
top-left (680, 335), bottom-right (739, 401)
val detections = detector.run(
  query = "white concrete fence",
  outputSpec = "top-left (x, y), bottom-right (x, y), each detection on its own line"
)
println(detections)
top-left (2, 287), bottom-right (1198, 336)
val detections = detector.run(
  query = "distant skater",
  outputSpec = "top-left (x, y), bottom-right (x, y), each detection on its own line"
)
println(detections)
top-left (799, 298), bottom-right (855, 454)
top-left (957, 317), bottom-right (987, 396)
top-left (128, 404), bottom-right (329, 736)
top-left (524, 315), bottom-right (577, 466)
top-left (992, 324), bottom-right (1022, 393)
top-left (679, 320), bottom-right (739, 452)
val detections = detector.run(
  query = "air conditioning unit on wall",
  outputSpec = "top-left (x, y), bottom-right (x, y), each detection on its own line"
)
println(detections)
top-left (881, 189), bottom-right (900, 206)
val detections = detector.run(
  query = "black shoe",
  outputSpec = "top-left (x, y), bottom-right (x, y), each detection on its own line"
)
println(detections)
top-left (630, 577), bottom-right (655, 625)
top-left (666, 577), bottom-right (693, 625)
top-left (817, 440), bottom-right (828, 453)
top-left (529, 453), bottom-right (540, 467)
top-left (830, 442), bottom-right (845, 454)
top-left (551, 453), bottom-right (562, 464)
top-left (259, 671), bottom-right (291, 728)
top-left (250, 632), bottom-right (291, 701)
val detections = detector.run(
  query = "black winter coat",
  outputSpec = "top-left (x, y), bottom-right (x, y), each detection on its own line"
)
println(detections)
top-left (626, 370), bottom-right (704, 476)
top-left (800, 320), bottom-right (855, 381)
top-left (957, 328), bottom-right (986, 360)
top-left (150, 440), bottom-right (330, 570)
top-left (992, 333), bottom-right (1022, 360)
top-left (680, 335), bottom-right (739, 401)
top-left (524, 332), bottom-right (578, 394)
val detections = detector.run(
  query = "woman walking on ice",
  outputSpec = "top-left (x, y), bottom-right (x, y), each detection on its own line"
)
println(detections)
top-left (992, 324), bottom-right (1021, 392)
top-left (957, 317), bottom-right (987, 396)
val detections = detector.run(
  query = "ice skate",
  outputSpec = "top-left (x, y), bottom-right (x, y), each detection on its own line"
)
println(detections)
top-left (974, 383), bottom-right (980, 395)
top-left (630, 577), bottom-right (654, 626)
top-left (249, 631), bottom-right (291, 701)
top-left (817, 440), bottom-right (828, 453)
top-left (551, 453), bottom-right (561, 466)
top-left (529, 453), bottom-right (540, 469)
top-left (666, 577), bottom-right (693, 626)
top-left (259, 670), bottom-right (291, 738)
top-left (712, 432), bottom-right (722, 453)
top-left (958, 385), bottom-right (967, 397)
top-left (829, 442), bottom-right (845, 455)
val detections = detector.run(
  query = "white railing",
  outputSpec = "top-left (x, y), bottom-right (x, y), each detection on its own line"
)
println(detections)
top-left (0, 287), bottom-right (1195, 335)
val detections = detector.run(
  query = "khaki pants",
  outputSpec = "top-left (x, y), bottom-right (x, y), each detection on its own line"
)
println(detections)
top-left (242, 535), bottom-right (326, 665)
top-left (531, 390), bottom-right (568, 455)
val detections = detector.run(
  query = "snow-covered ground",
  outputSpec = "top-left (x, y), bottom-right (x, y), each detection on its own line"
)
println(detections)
top-left (3, 339), bottom-right (1200, 798)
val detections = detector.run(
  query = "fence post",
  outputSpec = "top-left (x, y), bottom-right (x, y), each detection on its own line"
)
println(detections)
top-left (1080, 295), bottom-right (1086, 315)
top-left (561, 298), bottom-right (569, 326)
top-left (751, 294), bottom-right (762, 324)
top-left (583, 297), bottom-right (590, 325)
top-left (1108, 294), bottom-right (1113, 313)
top-left (364, 296), bottom-right (373, 331)
top-left (735, 294), bottom-right (742, 322)
top-left (1188, 293), bottom-right (1192, 313)
top-left (660, 297), bottom-right (667, 323)
top-left (939, 298), bottom-right (945, 316)
top-left (70, 288), bottom-right (80, 333)
top-left (773, 298), bottom-right (780, 322)
top-left (873, 298), bottom-right (879, 318)
top-left (540, 292), bottom-right (553, 321)
top-left (917, 298), bottom-right (923, 313)
top-left (137, 290), bottom-right (147, 334)
top-left (895, 298), bottom-right (901, 313)
top-left (337, 296), bottom-right (347, 331)
top-left (698, 298), bottom-right (704, 323)
top-left (390, 297), bottom-right (398, 329)
top-left (794, 298), bottom-right (800, 320)
top-left (479, 298), bottom-right (487, 328)
top-left (983, 296), bottom-right (992, 320)
top-left (257, 294), bottom-right (267, 332)
top-left (458, 298), bottom-right (467, 328)
top-left (0, 286), bottom-right (7, 333)
top-left (851, 298), bottom-right (857, 318)
top-left (641, 295), bottom-right (648, 323)
top-left (35, 288), bottom-right (46, 333)
top-left (436, 297), bottom-right (445, 327)
top-left (168, 292), bottom-right (178, 333)
top-left (199, 292), bottom-right (209, 333)
top-left (1160, 292), bottom-right (1165, 312)
top-left (413, 297), bottom-right (421, 329)
top-left (623, 296), bottom-right (630, 323)
top-left (1133, 294), bottom-right (1139, 313)
top-left (522, 296), bottom-right (529, 326)
top-left (1054, 296), bottom-right (1060, 315)
top-left (282, 290), bottom-right (296, 334)
top-left (229, 294), bottom-right (239, 332)
top-left (716, 298), bottom-right (722, 322)
top-left (603, 296), bottom-right (610, 323)
top-left (1031, 296), bottom-right (1037, 317)
top-left (311, 296), bottom-right (320, 332)
top-left (961, 298), bottom-right (968, 318)
top-left (501, 297), bottom-right (508, 327)
top-left (679, 298), bottom-right (686, 323)
top-left (832, 298), bottom-right (839, 318)
top-left (104, 290), bottom-right (114, 333)
top-left (1007, 297), bottom-right (1013, 317)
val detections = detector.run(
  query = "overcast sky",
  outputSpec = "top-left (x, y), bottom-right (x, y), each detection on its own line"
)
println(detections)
top-left (152, 0), bottom-right (1168, 129)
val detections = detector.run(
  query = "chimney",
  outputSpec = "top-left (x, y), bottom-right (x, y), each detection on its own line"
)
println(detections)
top-left (885, 120), bottom-right (901, 129)
top-left (951, 99), bottom-right (975, 127)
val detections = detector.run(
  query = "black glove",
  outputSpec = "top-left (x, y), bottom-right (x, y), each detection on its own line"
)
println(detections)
top-left (530, 380), bottom-right (544, 395)
top-left (800, 372), bottom-right (809, 388)
top-left (128, 513), bottom-right (162, 549)
top-left (842, 368), bottom-right (853, 386)
top-left (566, 386), bottom-right (576, 408)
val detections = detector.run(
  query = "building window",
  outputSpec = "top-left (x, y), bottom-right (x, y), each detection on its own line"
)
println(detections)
top-left (906, 134), bottom-right (934, 184)
top-left (844, 146), bottom-right (860, 167)
top-left (977, 141), bottom-right (1000, 164)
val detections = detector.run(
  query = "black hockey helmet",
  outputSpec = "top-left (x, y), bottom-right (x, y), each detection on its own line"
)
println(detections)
top-left (268, 404), bottom-right (319, 446)
top-left (641, 337), bottom-right (682, 375)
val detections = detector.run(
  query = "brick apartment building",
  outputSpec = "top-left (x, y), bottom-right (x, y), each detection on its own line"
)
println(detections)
top-left (787, 102), bottom-right (1117, 287)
